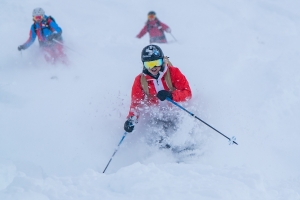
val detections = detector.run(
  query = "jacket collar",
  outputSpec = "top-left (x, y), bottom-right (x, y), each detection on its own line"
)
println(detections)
top-left (147, 18), bottom-right (159, 25)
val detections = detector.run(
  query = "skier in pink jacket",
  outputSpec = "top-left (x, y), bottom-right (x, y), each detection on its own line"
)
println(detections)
top-left (136, 11), bottom-right (171, 44)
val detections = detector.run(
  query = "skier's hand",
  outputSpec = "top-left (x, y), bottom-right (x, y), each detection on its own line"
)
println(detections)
top-left (47, 33), bottom-right (60, 41)
top-left (18, 45), bottom-right (25, 51)
top-left (124, 117), bottom-right (135, 133)
top-left (157, 90), bottom-right (172, 101)
top-left (166, 28), bottom-right (171, 33)
top-left (47, 34), bottom-right (55, 41)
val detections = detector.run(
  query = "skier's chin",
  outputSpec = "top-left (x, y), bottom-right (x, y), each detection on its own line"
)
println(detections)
top-left (149, 67), bottom-right (160, 75)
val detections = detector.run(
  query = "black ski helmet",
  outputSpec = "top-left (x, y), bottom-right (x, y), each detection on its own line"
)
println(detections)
top-left (148, 11), bottom-right (156, 16)
top-left (141, 45), bottom-right (164, 62)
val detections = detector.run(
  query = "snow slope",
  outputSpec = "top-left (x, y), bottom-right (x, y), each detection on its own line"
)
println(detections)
top-left (0, 0), bottom-right (300, 199)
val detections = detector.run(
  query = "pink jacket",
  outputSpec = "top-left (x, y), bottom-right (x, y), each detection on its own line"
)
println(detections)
top-left (137, 19), bottom-right (170, 42)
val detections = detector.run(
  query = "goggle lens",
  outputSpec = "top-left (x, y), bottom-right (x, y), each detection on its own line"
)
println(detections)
top-left (33, 15), bottom-right (43, 21)
top-left (148, 14), bottom-right (155, 20)
top-left (144, 59), bottom-right (163, 69)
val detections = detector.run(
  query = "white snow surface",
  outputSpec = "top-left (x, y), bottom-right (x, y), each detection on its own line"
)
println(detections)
top-left (1, 0), bottom-right (300, 199)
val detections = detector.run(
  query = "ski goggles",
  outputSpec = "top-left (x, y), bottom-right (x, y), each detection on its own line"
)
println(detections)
top-left (148, 14), bottom-right (156, 20)
top-left (143, 59), bottom-right (163, 69)
top-left (33, 15), bottom-right (43, 21)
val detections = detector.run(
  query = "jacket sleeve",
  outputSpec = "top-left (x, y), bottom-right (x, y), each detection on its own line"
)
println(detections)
top-left (22, 25), bottom-right (37, 49)
top-left (127, 75), bottom-right (146, 119)
top-left (49, 20), bottom-right (62, 35)
top-left (159, 21), bottom-right (170, 32)
top-left (169, 67), bottom-right (192, 102)
top-left (136, 24), bottom-right (148, 38)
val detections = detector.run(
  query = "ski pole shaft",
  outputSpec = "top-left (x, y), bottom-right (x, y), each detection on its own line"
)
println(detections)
top-left (53, 39), bottom-right (82, 55)
top-left (103, 132), bottom-right (128, 173)
top-left (169, 33), bottom-right (177, 42)
top-left (166, 98), bottom-right (238, 145)
top-left (53, 39), bottom-right (64, 46)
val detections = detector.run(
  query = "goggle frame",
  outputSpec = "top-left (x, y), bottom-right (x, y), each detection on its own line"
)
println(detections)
top-left (143, 59), bottom-right (163, 69)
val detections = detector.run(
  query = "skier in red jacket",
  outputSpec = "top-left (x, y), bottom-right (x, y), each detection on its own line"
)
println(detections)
top-left (136, 11), bottom-right (171, 44)
top-left (124, 45), bottom-right (192, 134)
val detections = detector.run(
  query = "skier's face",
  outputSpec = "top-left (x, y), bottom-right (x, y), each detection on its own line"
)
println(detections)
top-left (143, 59), bottom-right (163, 75)
top-left (148, 14), bottom-right (156, 21)
top-left (33, 15), bottom-right (43, 23)
top-left (148, 66), bottom-right (161, 76)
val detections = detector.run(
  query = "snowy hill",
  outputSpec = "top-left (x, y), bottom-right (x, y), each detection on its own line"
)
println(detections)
top-left (1, 0), bottom-right (300, 199)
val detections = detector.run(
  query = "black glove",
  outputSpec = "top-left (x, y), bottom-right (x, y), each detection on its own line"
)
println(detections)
top-left (156, 90), bottom-right (172, 101)
top-left (18, 45), bottom-right (25, 51)
top-left (47, 33), bottom-right (60, 41)
top-left (124, 118), bottom-right (135, 133)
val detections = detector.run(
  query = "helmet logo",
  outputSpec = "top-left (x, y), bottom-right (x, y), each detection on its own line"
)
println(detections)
top-left (145, 45), bottom-right (159, 56)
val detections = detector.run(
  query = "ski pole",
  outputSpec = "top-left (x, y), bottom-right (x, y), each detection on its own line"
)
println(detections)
top-left (166, 98), bottom-right (238, 145)
top-left (103, 132), bottom-right (128, 173)
top-left (53, 39), bottom-right (83, 56)
top-left (169, 33), bottom-right (178, 42)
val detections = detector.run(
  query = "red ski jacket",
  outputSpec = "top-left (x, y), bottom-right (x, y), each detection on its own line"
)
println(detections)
top-left (137, 19), bottom-right (170, 43)
top-left (127, 66), bottom-right (192, 119)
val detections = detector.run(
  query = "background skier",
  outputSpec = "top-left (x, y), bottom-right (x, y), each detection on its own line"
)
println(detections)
top-left (18, 8), bottom-right (67, 64)
top-left (136, 11), bottom-right (171, 43)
